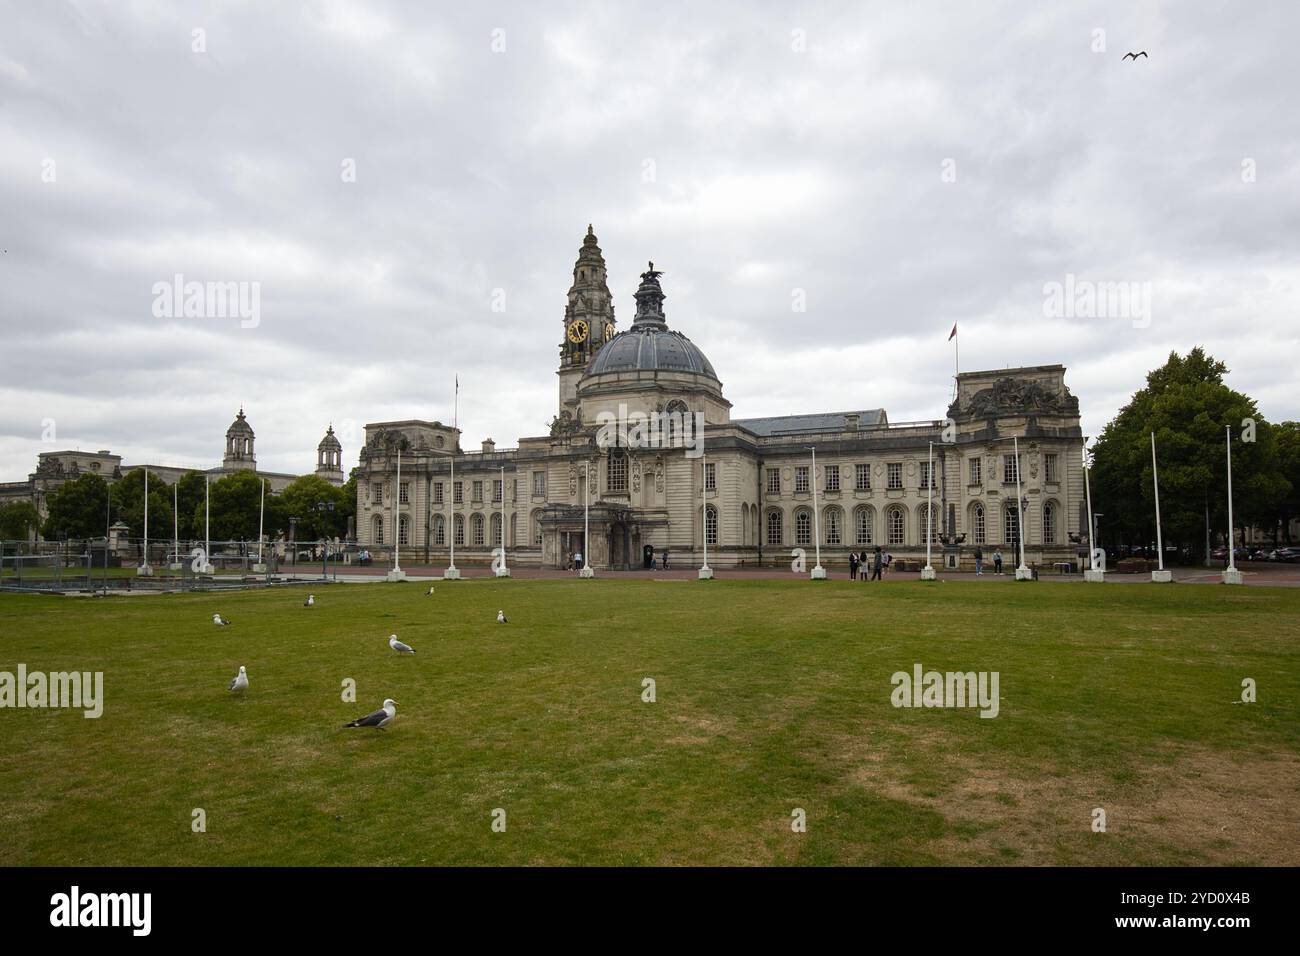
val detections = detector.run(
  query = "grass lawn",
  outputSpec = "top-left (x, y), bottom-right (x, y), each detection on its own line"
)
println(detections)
top-left (0, 579), bottom-right (1296, 866)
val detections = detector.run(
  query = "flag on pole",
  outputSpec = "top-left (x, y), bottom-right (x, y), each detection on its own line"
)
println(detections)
top-left (948, 322), bottom-right (957, 341)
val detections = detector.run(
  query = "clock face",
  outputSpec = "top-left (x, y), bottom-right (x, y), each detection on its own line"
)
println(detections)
top-left (567, 319), bottom-right (589, 343)
top-left (604, 322), bottom-right (615, 342)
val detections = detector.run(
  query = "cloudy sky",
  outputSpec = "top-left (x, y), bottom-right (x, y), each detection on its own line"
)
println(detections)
top-left (2, 0), bottom-right (1297, 482)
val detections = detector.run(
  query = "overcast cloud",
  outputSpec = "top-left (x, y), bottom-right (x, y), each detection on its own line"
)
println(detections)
top-left (2, 0), bottom-right (1298, 482)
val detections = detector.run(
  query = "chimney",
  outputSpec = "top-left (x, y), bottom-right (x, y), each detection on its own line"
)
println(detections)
top-left (482, 438), bottom-right (495, 454)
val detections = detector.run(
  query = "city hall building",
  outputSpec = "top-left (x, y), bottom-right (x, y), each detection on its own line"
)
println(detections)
top-left (355, 227), bottom-right (1087, 571)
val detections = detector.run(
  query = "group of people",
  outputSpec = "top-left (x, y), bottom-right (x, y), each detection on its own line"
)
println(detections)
top-left (848, 546), bottom-right (892, 580)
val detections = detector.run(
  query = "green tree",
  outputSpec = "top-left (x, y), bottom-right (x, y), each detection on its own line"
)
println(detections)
top-left (173, 471), bottom-right (208, 541)
top-left (0, 500), bottom-right (40, 540)
top-left (40, 473), bottom-right (111, 540)
top-left (278, 475), bottom-right (348, 541)
top-left (1267, 421), bottom-right (1300, 544)
top-left (202, 470), bottom-right (266, 542)
top-left (110, 469), bottom-right (174, 546)
top-left (1091, 348), bottom-right (1288, 561)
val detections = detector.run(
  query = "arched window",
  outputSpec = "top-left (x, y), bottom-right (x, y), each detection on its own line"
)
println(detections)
top-left (373, 515), bottom-right (384, 545)
top-left (1004, 502), bottom-right (1021, 546)
top-left (854, 505), bottom-right (874, 545)
top-left (971, 503), bottom-right (985, 545)
top-left (491, 512), bottom-right (503, 547)
top-left (433, 514), bottom-right (445, 546)
top-left (398, 514), bottom-right (410, 546)
top-left (795, 510), bottom-right (812, 546)
top-left (766, 509), bottom-right (783, 546)
top-left (886, 506), bottom-right (905, 546)
top-left (705, 505), bottom-right (718, 545)
top-left (530, 509), bottom-right (543, 545)
top-left (1042, 500), bottom-right (1057, 544)
top-left (825, 506), bottom-right (842, 545)
top-left (454, 514), bottom-right (465, 546)
top-left (919, 503), bottom-right (938, 544)
top-left (471, 513), bottom-right (485, 546)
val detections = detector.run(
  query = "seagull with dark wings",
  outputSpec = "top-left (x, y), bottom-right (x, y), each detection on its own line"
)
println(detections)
top-left (1122, 51), bottom-right (1148, 60)
top-left (344, 698), bottom-right (396, 729)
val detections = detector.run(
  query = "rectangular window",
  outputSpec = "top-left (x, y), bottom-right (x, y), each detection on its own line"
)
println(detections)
top-left (887, 462), bottom-right (902, 490)
top-left (373, 483), bottom-right (383, 505)
top-left (609, 454), bottom-right (628, 492)
top-left (1045, 453), bottom-right (1058, 484)
top-left (492, 479), bottom-right (502, 502)
top-left (433, 482), bottom-right (444, 505)
top-left (825, 466), bottom-right (840, 492)
top-left (919, 462), bottom-right (933, 489)
top-left (855, 463), bottom-right (870, 491)
top-left (704, 462), bottom-right (716, 491)
top-left (472, 480), bottom-right (483, 503)
top-left (1003, 454), bottom-right (1021, 484)
top-left (795, 466), bottom-right (809, 493)
top-left (969, 457), bottom-right (982, 485)
top-left (767, 468), bottom-right (781, 495)
top-left (532, 471), bottom-right (546, 497)
top-left (399, 482), bottom-right (409, 504)
top-left (453, 481), bottom-right (463, 504)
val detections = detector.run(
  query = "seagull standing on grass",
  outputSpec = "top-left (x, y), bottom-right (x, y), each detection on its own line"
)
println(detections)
top-left (229, 665), bottom-right (248, 692)
top-left (497, 609), bottom-right (508, 624)
top-left (389, 634), bottom-right (416, 654)
top-left (304, 594), bottom-right (315, 607)
top-left (344, 698), bottom-right (396, 729)
top-left (426, 586), bottom-right (435, 595)
top-left (213, 613), bottom-right (231, 626)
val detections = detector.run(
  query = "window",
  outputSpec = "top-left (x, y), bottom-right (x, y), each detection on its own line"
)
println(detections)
top-left (434, 514), bottom-right (445, 545)
top-left (969, 457), bottom-right (982, 485)
top-left (855, 463), bottom-right (870, 491)
top-left (705, 505), bottom-right (718, 545)
top-left (609, 452), bottom-right (628, 492)
top-left (373, 515), bottom-right (384, 544)
top-left (971, 504), bottom-right (985, 544)
top-left (704, 462), bottom-right (716, 492)
top-left (1043, 501), bottom-right (1057, 544)
top-left (767, 468), bottom-right (781, 495)
top-left (795, 466), bottom-right (810, 494)
top-left (825, 466), bottom-right (840, 492)
top-left (1003, 454), bottom-right (1021, 484)
top-left (453, 482), bottom-right (463, 504)
top-left (855, 506), bottom-right (874, 545)
top-left (887, 463), bottom-right (902, 490)
top-left (493, 479), bottom-right (502, 502)
top-left (398, 514), bottom-right (410, 545)
top-left (472, 481), bottom-right (483, 503)
top-left (919, 462), bottom-right (934, 489)
top-left (1004, 502), bottom-right (1021, 545)
top-left (472, 513), bottom-right (485, 546)
top-left (1045, 453), bottom-right (1058, 484)
top-left (433, 482), bottom-right (444, 505)
top-left (887, 507), bottom-right (905, 545)
top-left (454, 514), bottom-right (465, 546)
top-left (399, 482), bottom-right (409, 504)
top-left (531, 510), bottom-right (543, 545)
top-left (766, 510), bottom-right (783, 545)
top-left (373, 483), bottom-right (384, 505)
top-left (491, 512), bottom-right (503, 546)
top-left (532, 471), bottom-right (546, 497)
top-left (919, 503), bottom-right (938, 544)
top-left (825, 507), bottom-right (842, 545)
top-left (795, 510), bottom-right (812, 545)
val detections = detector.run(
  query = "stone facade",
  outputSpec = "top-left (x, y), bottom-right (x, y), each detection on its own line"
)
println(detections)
top-left (355, 228), bottom-right (1088, 571)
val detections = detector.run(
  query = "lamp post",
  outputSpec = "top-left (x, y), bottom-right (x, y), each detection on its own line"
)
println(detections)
top-left (921, 442), bottom-right (937, 580)
top-left (316, 500), bottom-right (334, 580)
top-left (809, 446), bottom-right (826, 579)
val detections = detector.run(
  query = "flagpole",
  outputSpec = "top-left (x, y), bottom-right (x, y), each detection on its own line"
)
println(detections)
top-left (921, 442), bottom-right (936, 579)
top-left (1013, 436), bottom-right (1032, 580)
top-left (256, 478), bottom-right (265, 569)
top-left (810, 445), bottom-right (825, 579)
top-left (444, 376), bottom-right (460, 580)
top-left (496, 464), bottom-right (510, 577)
top-left (1223, 425), bottom-right (1242, 584)
top-left (1151, 433), bottom-right (1171, 582)
top-left (388, 446), bottom-right (405, 581)
top-left (1083, 440), bottom-right (1102, 582)
top-left (171, 481), bottom-right (179, 570)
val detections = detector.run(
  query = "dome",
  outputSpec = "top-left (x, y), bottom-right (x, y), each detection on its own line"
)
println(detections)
top-left (583, 261), bottom-right (718, 381)
top-left (318, 425), bottom-right (341, 450)
top-left (226, 407), bottom-right (253, 435)
top-left (587, 325), bottom-right (717, 378)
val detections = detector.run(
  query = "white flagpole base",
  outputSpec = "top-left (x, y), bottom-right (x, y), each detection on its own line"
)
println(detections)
top-left (199, 563), bottom-right (213, 575)
top-left (442, 567), bottom-right (461, 580)
top-left (135, 565), bottom-right (153, 576)
top-left (168, 563), bottom-right (182, 571)
top-left (1222, 568), bottom-right (1244, 585)
top-left (698, 567), bottom-right (714, 579)
top-left (252, 563), bottom-right (267, 573)
top-left (810, 566), bottom-right (827, 580)
top-left (1150, 569), bottom-right (1173, 583)
top-left (579, 567), bottom-right (595, 578)
top-left (1014, 566), bottom-right (1034, 581)
top-left (1083, 569), bottom-right (1106, 582)
top-left (920, 565), bottom-right (936, 580)
top-left (386, 569), bottom-right (408, 582)
top-left (494, 568), bottom-right (511, 578)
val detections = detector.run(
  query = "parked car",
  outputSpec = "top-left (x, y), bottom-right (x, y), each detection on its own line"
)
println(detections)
top-left (1267, 547), bottom-right (1300, 562)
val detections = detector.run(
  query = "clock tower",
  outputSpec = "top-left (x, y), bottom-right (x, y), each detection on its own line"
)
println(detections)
top-left (557, 224), bottom-right (616, 415)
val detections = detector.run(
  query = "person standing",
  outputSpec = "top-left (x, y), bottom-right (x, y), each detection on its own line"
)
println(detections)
top-left (870, 545), bottom-right (883, 581)
top-left (849, 550), bottom-right (859, 580)
top-left (574, 551), bottom-right (584, 572)
top-left (993, 548), bottom-right (1003, 575)
top-left (661, 549), bottom-right (670, 571)
top-left (974, 545), bottom-right (984, 575)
